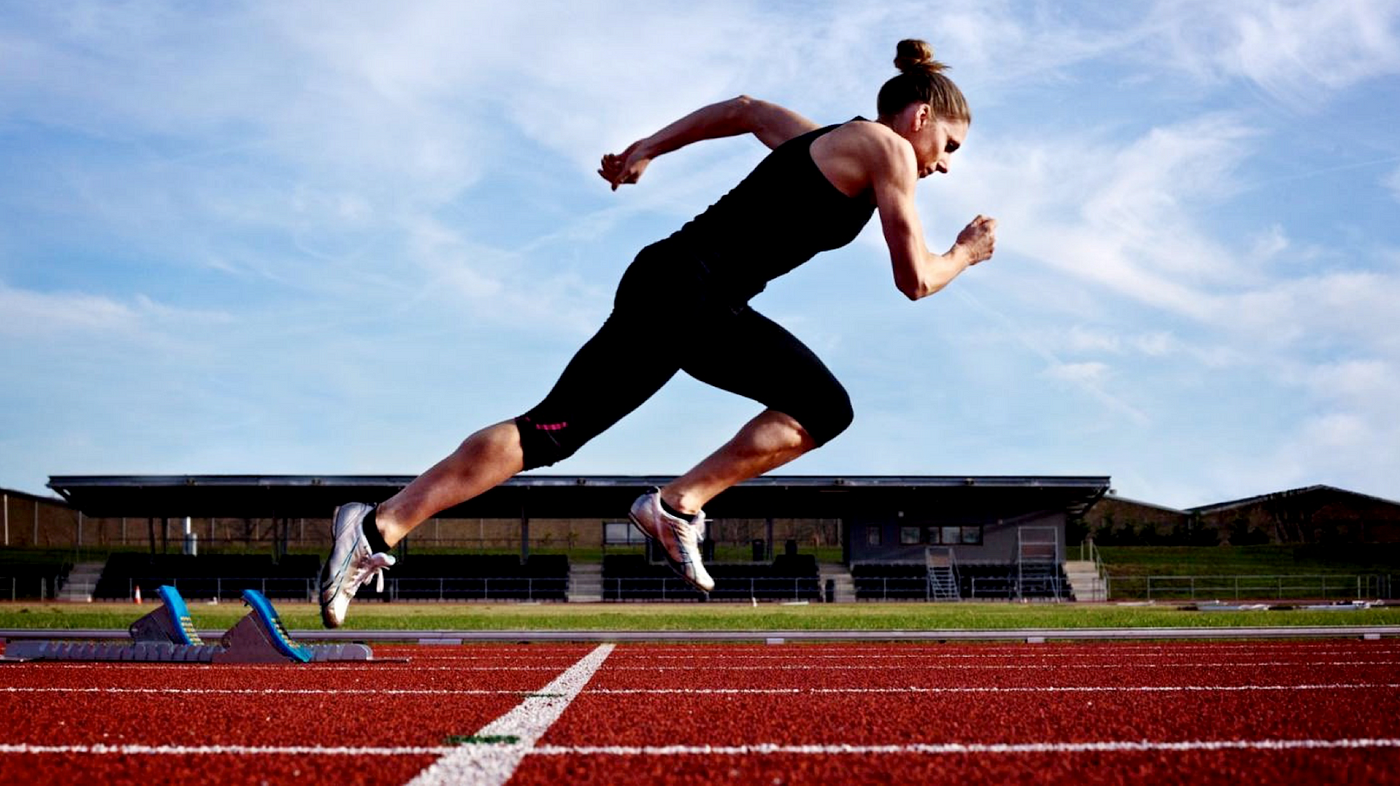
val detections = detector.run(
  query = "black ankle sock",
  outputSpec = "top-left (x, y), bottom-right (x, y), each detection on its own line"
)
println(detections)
top-left (362, 508), bottom-right (392, 553)
top-left (659, 497), bottom-right (694, 522)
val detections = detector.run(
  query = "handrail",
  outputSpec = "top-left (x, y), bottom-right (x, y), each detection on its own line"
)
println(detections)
top-left (1089, 539), bottom-right (1108, 601)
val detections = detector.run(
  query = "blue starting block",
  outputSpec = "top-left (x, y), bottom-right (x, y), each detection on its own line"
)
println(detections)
top-left (8, 585), bottom-right (371, 664)
top-left (215, 589), bottom-right (313, 664)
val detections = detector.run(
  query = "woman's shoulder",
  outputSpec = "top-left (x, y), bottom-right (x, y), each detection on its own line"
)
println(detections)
top-left (822, 119), bottom-right (910, 162)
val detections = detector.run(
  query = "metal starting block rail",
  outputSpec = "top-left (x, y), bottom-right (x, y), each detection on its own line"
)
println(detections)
top-left (6, 586), bottom-right (371, 664)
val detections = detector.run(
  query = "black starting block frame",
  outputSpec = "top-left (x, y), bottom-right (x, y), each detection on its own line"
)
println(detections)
top-left (6, 586), bottom-right (371, 664)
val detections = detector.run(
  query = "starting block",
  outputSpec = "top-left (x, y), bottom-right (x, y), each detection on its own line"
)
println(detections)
top-left (8, 586), bottom-right (371, 664)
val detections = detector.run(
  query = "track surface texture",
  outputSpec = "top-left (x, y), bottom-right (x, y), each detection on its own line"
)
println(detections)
top-left (2, 639), bottom-right (1397, 784)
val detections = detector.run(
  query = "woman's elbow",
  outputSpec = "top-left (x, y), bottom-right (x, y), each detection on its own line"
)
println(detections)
top-left (895, 275), bottom-right (929, 301)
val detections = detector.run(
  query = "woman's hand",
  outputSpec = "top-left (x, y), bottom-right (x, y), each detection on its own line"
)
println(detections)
top-left (598, 140), bottom-right (652, 191)
top-left (954, 215), bottom-right (997, 265)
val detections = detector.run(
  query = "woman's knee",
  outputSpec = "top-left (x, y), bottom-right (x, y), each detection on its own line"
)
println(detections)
top-left (786, 387), bottom-right (853, 448)
top-left (514, 414), bottom-right (585, 470)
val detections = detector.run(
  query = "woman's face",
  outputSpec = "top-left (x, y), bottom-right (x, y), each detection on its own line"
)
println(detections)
top-left (903, 104), bottom-right (967, 179)
top-left (918, 116), bottom-right (967, 178)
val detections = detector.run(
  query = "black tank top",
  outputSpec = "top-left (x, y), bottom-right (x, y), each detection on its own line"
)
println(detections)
top-left (668, 119), bottom-right (877, 303)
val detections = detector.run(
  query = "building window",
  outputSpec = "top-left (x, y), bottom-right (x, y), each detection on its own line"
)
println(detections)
top-left (925, 527), bottom-right (941, 544)
top-left (865, 526), bottom-right (882, 546)
top-left (900, 526), bottom-right (921, 545)
top-left (961, 526), bottom-right (982, 545)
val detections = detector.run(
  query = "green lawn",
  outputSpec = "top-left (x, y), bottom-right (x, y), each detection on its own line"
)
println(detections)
top-left (1098, 544), bottom-right (1400, 576)
top-left (1, 600), bottom-right (1395, 633)
top-left (1098, 545), bottom-right (1398, 601)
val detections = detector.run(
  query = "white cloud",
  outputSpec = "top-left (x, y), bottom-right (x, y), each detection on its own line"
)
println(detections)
top-left (1386, 165), bottom-right (1400, 202)
top-left (1144, 0), bottom-right (1400, 110)
top-left (1046, 361), bottom-right (1111, 384)
top-left (0, 284), bottom-right (139, 337)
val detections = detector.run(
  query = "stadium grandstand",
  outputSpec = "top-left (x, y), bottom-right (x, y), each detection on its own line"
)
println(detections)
top-left (4, 475), bottom-right (1394, 604)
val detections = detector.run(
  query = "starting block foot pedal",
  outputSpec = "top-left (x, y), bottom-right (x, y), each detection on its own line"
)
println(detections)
top-left (214, 589), bottom-right (313, 664)
top-left (129, 585), bottom-right (204, 646)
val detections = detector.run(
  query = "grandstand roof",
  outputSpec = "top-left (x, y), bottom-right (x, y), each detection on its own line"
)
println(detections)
top-left (48, 474), bottom-right (1110, 520)
top-left (1185, 484), bottom-right (1400, 515)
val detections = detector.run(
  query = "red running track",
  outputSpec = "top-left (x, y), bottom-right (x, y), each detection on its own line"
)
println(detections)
top-left (1, 640), bottom-right (1397, 784)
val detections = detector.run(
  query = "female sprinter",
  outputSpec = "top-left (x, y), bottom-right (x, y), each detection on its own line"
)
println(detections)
top-left (319, 39), bottom-right (997, 627)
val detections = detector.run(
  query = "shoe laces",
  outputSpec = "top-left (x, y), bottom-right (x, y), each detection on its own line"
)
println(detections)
top-left (352, 551), bottom-right (396, 593)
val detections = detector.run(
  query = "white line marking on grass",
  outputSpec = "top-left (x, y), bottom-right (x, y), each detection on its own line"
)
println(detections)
top-left (405, 643), bottom-right (614, 786)
top-left (527, 738), bottom-right (1400, 756)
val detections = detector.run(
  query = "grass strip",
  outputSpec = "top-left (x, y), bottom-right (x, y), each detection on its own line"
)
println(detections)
top-left (444, 735), bottom-right (520, 745)
top-left (1, 602), bottom-right (1396, 632)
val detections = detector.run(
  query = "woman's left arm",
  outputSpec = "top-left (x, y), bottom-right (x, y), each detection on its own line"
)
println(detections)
top-left (599, 96), bottom-right (817, 190)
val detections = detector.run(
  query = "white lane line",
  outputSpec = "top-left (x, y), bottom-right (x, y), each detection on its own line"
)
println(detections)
top-left (3, 683), bottom-right (1396, 697)
top-left (407, 649), bottom-right (1397, 662)
top-left (584, 661), bottom-right (1400, 670)
top-left (591, 683), bottom-right (1400, 695)
top-left (529, 738), bottom-right (1400, 756)
top-left (405, 642), bottom-right (614, 786)
top-left (0, 743), bottom-right (455, 756)
top-left (0, 687), bottom-right (541, 696)
top-left (28, 659), bottom-right (1400, 672)
top-left (3, 738), bottom-right (1395, 758)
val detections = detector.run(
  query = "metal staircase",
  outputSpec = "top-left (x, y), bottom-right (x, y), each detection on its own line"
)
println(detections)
top-left (1016, 527), bottom-right (1064, 601)
top-left (925, 547), bottom-right (960, 601)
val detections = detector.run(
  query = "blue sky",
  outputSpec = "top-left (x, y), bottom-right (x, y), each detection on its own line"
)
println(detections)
top-left (2, 1), bottom-right (1398, 508)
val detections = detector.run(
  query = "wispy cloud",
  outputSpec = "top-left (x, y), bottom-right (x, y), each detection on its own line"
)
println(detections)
top-left (2, 0), bottom-right (1398, 507)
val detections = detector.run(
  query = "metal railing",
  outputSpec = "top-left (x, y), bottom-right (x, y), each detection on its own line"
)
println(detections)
top-left (1111, 574), bottom-right (1389, 601)
top-left (112, 577), bottom-right (316, 601)
top-left (852, 574), bottom-right (1072, 602)
top-left (606, 577), bottom-right (820, 602)
top-left (0, 576), bottom-right (56, 601)
top-left (385, 577), bottom-right (568, 602)
top-left (98, 576), bottom-right (571, 603)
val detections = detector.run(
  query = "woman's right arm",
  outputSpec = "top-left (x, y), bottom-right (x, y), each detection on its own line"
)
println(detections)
top-left (599, 96), bottom-right (818, 190)
top-left (866, 132), bottom-right (996, 300)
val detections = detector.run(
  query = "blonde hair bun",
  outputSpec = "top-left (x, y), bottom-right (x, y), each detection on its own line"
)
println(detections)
top-left (893, 38), bottom-right (947, 73)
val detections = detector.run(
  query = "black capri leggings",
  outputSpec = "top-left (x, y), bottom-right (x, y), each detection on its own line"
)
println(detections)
top-left (515, 239), bottom-right (853, 470)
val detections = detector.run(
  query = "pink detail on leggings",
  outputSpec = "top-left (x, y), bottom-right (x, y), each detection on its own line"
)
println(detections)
top-left (534, 421), bottom-right (568, 431)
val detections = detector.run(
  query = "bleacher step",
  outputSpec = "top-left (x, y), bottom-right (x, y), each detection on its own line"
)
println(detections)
top-left (59, 561), bottom-right (105, 602)
top-left (817, 563), bottom-right (856, 603)
top-left (569, 562), bottom-right (604, 603)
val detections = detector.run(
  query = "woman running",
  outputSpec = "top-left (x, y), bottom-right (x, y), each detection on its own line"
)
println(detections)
top-left (319, 39), bottom-right (997, 627)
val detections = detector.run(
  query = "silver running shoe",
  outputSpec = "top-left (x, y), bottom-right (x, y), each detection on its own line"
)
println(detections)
top-left (628, 489), bottom-right (714, 593)
top-left (319, 502), bottom-right (396, 629)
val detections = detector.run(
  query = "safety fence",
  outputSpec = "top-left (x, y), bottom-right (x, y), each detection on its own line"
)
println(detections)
top-left (1, 576), bottom-right (59, 601)
top-left (606, 577), bottom-right (821, 602)
top-left (384, 577), bottom-right (568, 602)
top-left (854, 576), bottom-right (1063, 601)
top-left (112, 577), bottom-right (316, 602)
top-left (1109, 574), bottom-right (1392, 601)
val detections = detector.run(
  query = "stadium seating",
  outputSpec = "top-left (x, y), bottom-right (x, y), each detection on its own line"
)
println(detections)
top-left (94, 554), bottom-right (320, 601)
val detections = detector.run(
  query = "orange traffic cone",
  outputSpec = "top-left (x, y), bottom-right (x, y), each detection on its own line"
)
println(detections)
top-left (134, 585), bottom-right (142, 605)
